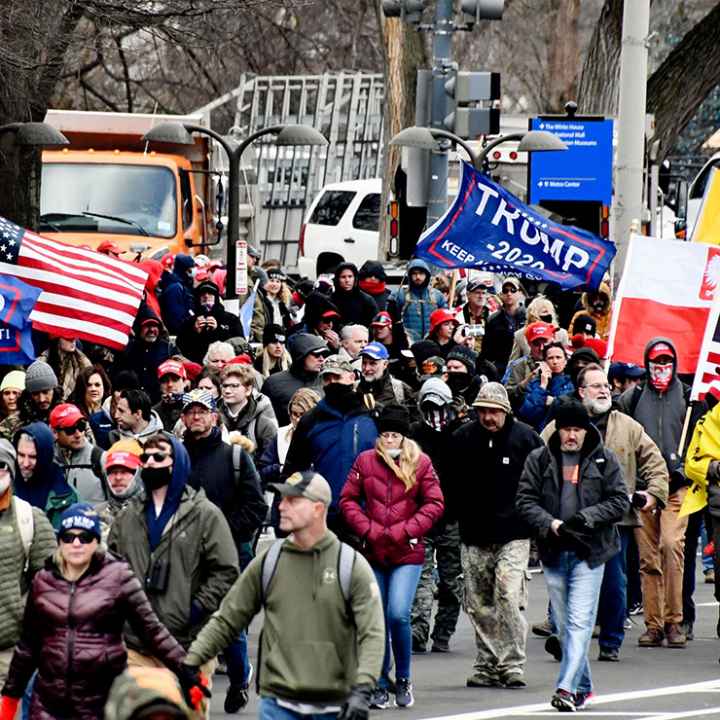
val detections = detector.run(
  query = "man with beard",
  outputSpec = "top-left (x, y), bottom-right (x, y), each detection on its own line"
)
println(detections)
top-left (541, 363), bottom-right (668, 662)
top-left (357, 342), bottom-right (414, 409)
top-left (181, 389), bottom-right (267, 714)
top-left (283, 356), bottom-right (378, 539)
top-left (18, 361), bottom-right (63, 426)
top-left (108, 432), bottom-right (239, 719)
top-left (152, 360), bottom-right (188, 433)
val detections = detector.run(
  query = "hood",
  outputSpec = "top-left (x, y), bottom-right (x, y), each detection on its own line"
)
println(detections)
top-left (333, 262), bottom-right (359, 294)
top-left (165, 434), bottom-right (190, 501)
top-left (408, 258), bottom-right (431, 288)
top-left (359, 260), bottom-right (387, 281)
top-left (581, 281), bottom-right (611, 314)
top-left (303, 292), bottom-right (340, 330)
top-left (289, 332), bottom-right (328, 365)
top-left (173, 253), bottom-right (195, 275)
top-left (16, 421), bottom-right (56, 479)
top-left (132, 302), bottom-right (165, 335)
top-left (13, 422), bottom-right (70, 503)
top-left (643, 336), bottom-right (678, 382)
top-left (193, 280), bottom-right (223, 313)
top-left (548, 421), bottom-right (603, 463)
top-left (418, 377), bottom-right (453, 406)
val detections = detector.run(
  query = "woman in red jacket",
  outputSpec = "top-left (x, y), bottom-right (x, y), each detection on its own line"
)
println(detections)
top-left (340, 404), bottom-right (444, 711)
top-left (0, 503), bottom-right (190, 720)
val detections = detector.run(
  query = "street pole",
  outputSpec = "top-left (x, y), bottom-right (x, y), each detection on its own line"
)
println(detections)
top-left (611, 0), bottom-right (650, 284)
top-left (426, 0), bottom-right (454, 228)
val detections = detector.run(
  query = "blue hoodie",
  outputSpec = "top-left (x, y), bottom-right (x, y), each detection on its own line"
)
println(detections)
top-left (391, 259), bottom-right (447, 343)
top-left (144, 435), bottom-right (191, 550)
top-left (159, 254), bottom-right (195, 334)
top-left (14, 422), bottom-right (75, 525)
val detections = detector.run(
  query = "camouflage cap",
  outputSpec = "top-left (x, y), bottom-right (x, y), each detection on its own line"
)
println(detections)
top-left (319, 354), bottom-right (354, 377)
top-left (270, 471), bottom-right (332, 506)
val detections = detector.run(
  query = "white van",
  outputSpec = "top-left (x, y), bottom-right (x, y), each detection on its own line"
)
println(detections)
top-left (297, 178), bottom-right (381, 279)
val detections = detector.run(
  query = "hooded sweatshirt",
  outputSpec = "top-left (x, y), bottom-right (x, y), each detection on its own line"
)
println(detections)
top-left (13, 422), bottom-right (76, 527)
top-left (569, 281), bottom-right (612, 340)
top-left (359, 260), bottom-right (390, 311)
top-left (108, 409), bottom-right (164, 446)
top-left (331, 262), bottom-right (378, 327)
top-left (159, 254), bottom-right (195, 334)
top-left (391, 259), bottom-right (447, 344)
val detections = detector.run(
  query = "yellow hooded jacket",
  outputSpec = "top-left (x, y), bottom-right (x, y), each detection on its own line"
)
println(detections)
top-left (681, 403), bottom-right (720, 516)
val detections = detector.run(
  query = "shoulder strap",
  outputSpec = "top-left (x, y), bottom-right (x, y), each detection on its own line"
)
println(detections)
top-left (628, 384), bottom-right (643, 417)
top-left (91, 445), bottom-right (108, 500)
top-left (337, 542), bottom-right (356, 605)
top-left (13, 497), bottom-right (34, 572)
top-left (232, 443), bottom-right (242, 477)
top-left (260, 539), bottom-right (285, 606)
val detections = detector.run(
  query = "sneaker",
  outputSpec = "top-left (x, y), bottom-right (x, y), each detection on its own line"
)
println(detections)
top-left (224, 663), bottom-right (253, 714)
top-left (466, 673), bottom-right (500, 688)
top-left (551, 689), bottom-right (576, 712)
top-left (545, 634), bottom-right (562, 661)
top-left (628, 602), bottom-right (643, 616)
top-left (532, 619), bottom-right (553, 637)
top-left (624, 616), bottom-right (633, 630)
top-left (591, 624), bottom-right (600, 639)
top-left (411, 637), bottom-right (427, 654)
top-left (574, 691), bottom-right (594, 710)
top-left (431, 638), bottom-right (450, 653)
top-left (598, 647), bottom-right (619, 662)
top-left (369, 686), bottom-right (390, 710)
top-left (501, 673), bottom-right (527, 689)
top-left (665, 623), bottom-right (687, 648)
top-left (705, 568), bottom-right (715, 584)
top-left (680, 621), bottom-right (694, 641)
top-left (395, 678), bottom-right (414, 708)
top-left (638, 628), bottom-right (664, 647)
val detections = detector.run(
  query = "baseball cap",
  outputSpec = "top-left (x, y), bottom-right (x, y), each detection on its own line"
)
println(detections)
top-left (97, 240), bottom-right (122, 255)
top-left (625, 363), bottom-right (645, 379)
top-left (319, 355), bottom-right (354, 377)
top-left (525, 321), bottom-right (555, 344)
top-left (270, 471), bottom-right (332, 506)
top-left (157, 360), bottom-right (187, 380)
top-left (467, 277), bottom-right (490, 293)
top-left (320, 309), bottom-right (341, 321)
top-left (360, 342), bottom-right (389, 361)
top-left (49, 403), bottom-right (85, 430)
top-left (181, 388), bottom-right (216, 413)
top-left (371, 311), bottom-right (393, 327)
top-left (104, 450), bottom-right (141, 471)
top-left (501, 276), bottom-right (522, 291)
top-left (140, 316), bottom-right (161, 328)
top-left (648, 342), bottom-right (674, 361)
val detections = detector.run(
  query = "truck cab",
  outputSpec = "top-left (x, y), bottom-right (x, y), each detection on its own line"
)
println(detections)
top-left (40, 110), bottom-right (215, 259)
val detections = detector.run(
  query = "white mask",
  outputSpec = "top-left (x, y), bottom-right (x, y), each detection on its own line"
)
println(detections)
top-left (386, 448), bottom-right (402, 459)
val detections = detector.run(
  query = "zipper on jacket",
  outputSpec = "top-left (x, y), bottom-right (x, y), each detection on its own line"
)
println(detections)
top-left (66, 581), bottom-right (77, 706)
top-left (353, 422), bottom-right (359, 457)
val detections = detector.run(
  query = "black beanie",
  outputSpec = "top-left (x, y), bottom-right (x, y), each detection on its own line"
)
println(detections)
top-left (263, 324), bottom-right (286, 346)
top-left (447, 345), bottom-right (478, 373)
top-left (554, 398), bottom-right (591, 430)
top-left (378, 403), bottom-right (410, 436)
top-left (411, 340), bottom-right (442, 366)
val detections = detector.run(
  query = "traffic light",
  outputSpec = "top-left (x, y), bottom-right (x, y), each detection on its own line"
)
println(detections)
top-left (444, 70), bottom-right (500, 138)
top-left (460, 0), bottom-right (505, 25)
top-left (382, 0), bottom-right (427, 23)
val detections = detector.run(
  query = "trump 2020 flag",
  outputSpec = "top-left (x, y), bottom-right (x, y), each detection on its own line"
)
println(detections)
top-left (415, 162), bottom-right (616, 290)
top-left (0, 274), bottom-right (42, 364)
top-left (607, 234), bottom-right (720, 375)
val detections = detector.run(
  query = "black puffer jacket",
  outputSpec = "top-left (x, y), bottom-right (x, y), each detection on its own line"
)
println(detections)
top-left (2, 552), bottom-right (185, 720)
top-left (331, 262), bottom-right (378, 327)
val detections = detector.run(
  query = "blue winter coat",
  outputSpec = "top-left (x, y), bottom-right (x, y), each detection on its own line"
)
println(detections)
top-left (159, 255), bottom-right (195, 334)
top-left (391, 259), bottom-right (447, 344)
top-left (519, 373), bottom-right (575, 431)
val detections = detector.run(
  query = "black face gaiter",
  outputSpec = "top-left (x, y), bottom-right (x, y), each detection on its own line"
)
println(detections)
top-left (323, 382), bottom-right (355, 412)
top-left (142, 466), bottom-right (172, 492)
top-left (446, 372), bottom-right (471, 395)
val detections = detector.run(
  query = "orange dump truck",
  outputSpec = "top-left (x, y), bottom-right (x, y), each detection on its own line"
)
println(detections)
top-left (40, 110), bottom-right (217, 259)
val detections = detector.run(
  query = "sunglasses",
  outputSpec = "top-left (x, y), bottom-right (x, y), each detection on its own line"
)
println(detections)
top-left (59, 420), bottom-right (88, 435)
top-left (59, 530), bottom-right (96, 545)
top-left (140, 451), bottom-right (171, 463)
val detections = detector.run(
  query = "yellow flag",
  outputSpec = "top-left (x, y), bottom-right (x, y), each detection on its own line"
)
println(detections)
top-left (679, 479), bottom-right (707, 517)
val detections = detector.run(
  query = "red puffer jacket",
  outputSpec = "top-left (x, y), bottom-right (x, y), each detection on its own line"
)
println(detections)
top-left (2, 551), bottom-right (185, 720)
top-left (340, 448), bottom-right (444, 567)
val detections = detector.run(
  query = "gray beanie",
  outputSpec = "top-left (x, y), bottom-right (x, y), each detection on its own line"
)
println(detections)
top-left (0, 439), bottom-right (16, 480)
top-left (25, 360), bottom-right (58, 393)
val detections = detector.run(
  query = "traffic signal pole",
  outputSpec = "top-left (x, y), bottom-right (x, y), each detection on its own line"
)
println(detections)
top-left (427, 0), bottom-right (455, 228)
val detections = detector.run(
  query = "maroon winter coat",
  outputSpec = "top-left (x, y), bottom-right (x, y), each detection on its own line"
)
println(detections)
top-left (2, 551), bottom-right (185, 720)
top-left (340, 448), bottom-right (444, 567)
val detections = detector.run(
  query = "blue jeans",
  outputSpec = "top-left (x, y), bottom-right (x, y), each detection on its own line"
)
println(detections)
top-left (544, 552), bottom-right (605, 695)
top-left (259, 697), bottom-right (338, 720)
top-left (597, 527), bottom-right (631, 651)
top-left (373, 563), bottom-right (422, 686)
top-left (226, 542), bottom-right (254, 685)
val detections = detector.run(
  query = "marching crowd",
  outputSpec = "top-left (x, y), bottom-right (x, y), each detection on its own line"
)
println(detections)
top-left (0, 245), bottom-right (716, 718)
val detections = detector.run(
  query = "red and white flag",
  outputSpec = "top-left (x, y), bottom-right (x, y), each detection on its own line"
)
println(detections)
top-left (608, 234), bottom-right (720, 375)
top-left (0, 216), bottom-right (148, 350)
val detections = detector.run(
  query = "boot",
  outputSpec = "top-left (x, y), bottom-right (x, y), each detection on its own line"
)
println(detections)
top-left (638, 628), bottom-right (664, 647)
top-left (665, 623), bottom-right (687, 648)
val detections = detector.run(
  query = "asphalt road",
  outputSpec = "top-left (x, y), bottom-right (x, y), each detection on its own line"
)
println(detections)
top-left (210, 562), bottom-right (720, 719)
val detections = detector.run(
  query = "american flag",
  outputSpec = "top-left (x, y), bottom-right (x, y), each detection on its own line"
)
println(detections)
top-left (0, 216), bottom-right (148, 350)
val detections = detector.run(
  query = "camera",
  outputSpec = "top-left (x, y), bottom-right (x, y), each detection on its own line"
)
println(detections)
top-left (145, 558), bottom-right (170, 593)
top-left (631, 492), bottom-right (648, 509)
top-left (461, 324), bottom-right (484, 338)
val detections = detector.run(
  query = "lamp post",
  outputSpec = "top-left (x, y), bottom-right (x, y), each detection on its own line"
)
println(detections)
top-left (0, 122), bottom-right (69, 147)
top-left (144, 122), bottom-right (327, 301)
top-left (476, 129), bottom-right (567, 168)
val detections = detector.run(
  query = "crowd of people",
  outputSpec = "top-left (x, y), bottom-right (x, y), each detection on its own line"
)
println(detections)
top-left (0, 246), bottom-right (715, 718)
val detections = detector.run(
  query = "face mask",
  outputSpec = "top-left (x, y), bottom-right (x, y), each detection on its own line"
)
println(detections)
top-left (422, 405), bottom-right (453, 432)
top-left (446, 372), bottom-right (471, 394)
top-left (141, 466), bottom-right (172, 491)
top-left (539, 314), bottom-right (553, 323)
top-left (649, 361), bottom-right (673, 393)
top-left (0, 474), bottom-right (10, 495)
top-left (323, 382), bottom-right (354, 404)
top-left (386, 448), bottom-right (402, 459)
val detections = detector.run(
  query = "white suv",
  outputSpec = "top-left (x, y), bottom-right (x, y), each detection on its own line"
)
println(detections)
top-left (297, 178), bottom-right (381, 279)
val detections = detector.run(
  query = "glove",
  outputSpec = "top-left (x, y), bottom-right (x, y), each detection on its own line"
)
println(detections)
top-left (557, 523), bottom-right (593, 559)
top-left (0, 696), bottom-right (20, 720)
top-left (668, 469), bottom-right (688, 496)
top-left (189, 601), bottom-right (207, 626)
top-left (176, 664), bottom-right (211, 710)
top-left (337, 683), bottom-right (373, 720)
top-left (563, 513), bottom-right (589, 534)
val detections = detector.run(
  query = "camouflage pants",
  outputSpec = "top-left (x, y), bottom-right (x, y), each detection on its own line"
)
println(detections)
top-left (461, 540), bottom-right (529, 679)
top-left (411, 522), bottom-right (462, 646)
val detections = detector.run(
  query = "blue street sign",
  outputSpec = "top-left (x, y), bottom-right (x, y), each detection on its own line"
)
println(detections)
top-left (528, 117), bottom-right (613, 205)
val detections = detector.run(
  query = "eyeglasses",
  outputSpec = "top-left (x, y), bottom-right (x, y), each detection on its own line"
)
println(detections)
top-left (59, 420), bottom-right (88, 435)
top-left (184, 406), bottom-right (210, 416)
top-left (140, 451), bottom-right (171, 463)
top-left (501, 287), bottom-right (518, 294)
top-left (583, 383), bottom-right (611, 391)
top-left (309, 351), bottom-right (327, 358)
top-left (222, 382), bottom-right (241, 390)
top-left (58, 530), bottom-right (96, 545)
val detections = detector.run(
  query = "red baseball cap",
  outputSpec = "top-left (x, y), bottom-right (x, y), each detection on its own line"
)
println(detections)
top-left (104, 451), bottom-right (141, 471)
top-left (371, 311), bottom-right (393, 327)
top-left (429, 309), bottom-right (458, 334)
top-left (157, 360), bottom-right (187, 380)
top-left (227, 354), bottom-right (252, 366)
top-left (647, 342), bottom-right (673, 361)
top-left (49, 403), bottom-right (84, 430)
top-left (525, 321), bottom-right (555, 344)
top-left (320, 310), bottom-right (341, 321)
top-left (97, 240), bottom-right (122, 256)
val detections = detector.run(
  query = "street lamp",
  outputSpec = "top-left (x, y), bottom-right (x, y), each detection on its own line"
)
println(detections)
top-left (0, 122), bottom-right (69, 147)
top-left (390, 126), bottom-right (480, 169)
top-left (144, 122), bottom-right (327, 301)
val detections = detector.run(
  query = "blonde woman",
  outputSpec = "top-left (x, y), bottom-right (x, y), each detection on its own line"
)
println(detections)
top-left (254, 325), bottom-right (292, 379)
top-left (250, 267), bottom-right (293, 342)
top-left (340, 404), bottom-right (444, 710)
